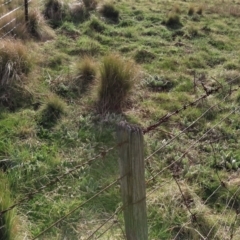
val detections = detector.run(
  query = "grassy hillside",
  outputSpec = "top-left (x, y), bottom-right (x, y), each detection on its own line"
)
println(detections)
top-left (1, 0), bottom-right (240, 239)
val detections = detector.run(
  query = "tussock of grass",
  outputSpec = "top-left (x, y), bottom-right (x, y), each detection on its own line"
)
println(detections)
top-left (73, 56), bottom-right (97, 94)
top-left (69, 2), bottom-right (89, 22)
top-left (88, 16), bottom-right (106, 32)
top-left (38, 95), bottom-right (67, 128)
top-left (188, 6), bottom-right (195, 16)
top-left (96, 54), bottom-right (137, 113)
top-left (82, 0), bottom-right (98, 10)
top-left (26, 9), bottom-right (56, 40)
top-left (98, 2), bottom-right (120, 21)
top-left (0, 39), bottom-right (32, 108)
top-left (163, 12), bottom-right (182, 28)
top-left (44, 0), bottom-right (69, 27)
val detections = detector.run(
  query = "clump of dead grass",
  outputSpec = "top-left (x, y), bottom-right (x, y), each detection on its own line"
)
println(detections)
top-left (96, 54), bottom-right (138, 113)
top-left (0, 39), bottom-right (33, 108)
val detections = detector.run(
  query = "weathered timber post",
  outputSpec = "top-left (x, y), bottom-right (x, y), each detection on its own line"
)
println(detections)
top-left (24, 0), bottom-right (28, 22)
top-left (117, 121), bottom-right (148, 240)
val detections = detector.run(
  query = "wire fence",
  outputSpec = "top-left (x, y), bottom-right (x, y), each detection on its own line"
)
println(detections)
top-left (0, 0), bottom-right (30, 39)
top-left (1, 75), bottom-right (240, 239)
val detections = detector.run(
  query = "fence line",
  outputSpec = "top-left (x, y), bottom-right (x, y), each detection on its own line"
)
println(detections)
top-left (147, 107), bottom-right (238, 183)
top-left (0, 0), bottom-right (31, 39)
top-left (32, 175), bottom-right (127, 240)
top-left (0, 140), bottom-right (128, 216)
top-left (1, 76), bottom-right (240, 238)
top-left (0, 17), bottom-right (15, 31)
top-left (0, 21), bottom-right (20, 38)
top-left (143, 85), bottom-right (222, 134)
top-left (0, 4), bottom-right (22, 22)
top-left (144, 91), bottom-right (232, 167)
top-left (0, 0), bottom-right (12, 8)
top-left (86, 206), bottom-right (124, 240)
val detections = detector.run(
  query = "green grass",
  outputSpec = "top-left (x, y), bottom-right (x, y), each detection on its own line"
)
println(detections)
top-left (2, 0), bottom-right (240, 239)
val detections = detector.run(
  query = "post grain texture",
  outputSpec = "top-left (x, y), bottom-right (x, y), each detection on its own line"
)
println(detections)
top-left (117, 122), bottom-right (148, 240)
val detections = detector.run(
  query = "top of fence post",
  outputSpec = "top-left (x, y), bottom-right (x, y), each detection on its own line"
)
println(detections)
top-left (117, 121), bottom-right (148, 240)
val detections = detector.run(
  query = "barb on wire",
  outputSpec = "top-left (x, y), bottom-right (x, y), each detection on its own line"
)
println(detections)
top-left (144, 91), bottom-right (231, 166)
top-left (147, 107), bottom-right (238, 183)
top-left (32, 175), bottom-right (126, 240)
top-left (173, 176), bottom-right (196, 220)
top-left (0, 5), bottom-right (22, 21)
top-left (0, 140), bottom-right (127, 216)
top-left (0, 22), bottom-right (21, 39)
top-left (0, 0), bottom-right (12, 8)
top-left (143, 85), bottom-right (222, 134)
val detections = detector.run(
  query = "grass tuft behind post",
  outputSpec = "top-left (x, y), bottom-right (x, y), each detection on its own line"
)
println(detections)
top-left (96, 54), bottom-right (137, 113)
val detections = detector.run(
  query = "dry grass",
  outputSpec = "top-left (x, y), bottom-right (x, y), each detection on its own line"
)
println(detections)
top-left (0, 39), bottom-right (32, 108)
top-left (207, 4), bottom-right (240, 17)
top-left (82, 0), bottom-right (98, 10)
top-left (96, 54), bottom-right (138, 113)
top-left (73, 56), bottom-right (97, 94)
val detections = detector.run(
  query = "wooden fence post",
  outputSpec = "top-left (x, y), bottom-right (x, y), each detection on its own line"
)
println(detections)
top-left (24, 0), bottom-right (28, 22)
top-left (117, 121), bottom-right (148, 240)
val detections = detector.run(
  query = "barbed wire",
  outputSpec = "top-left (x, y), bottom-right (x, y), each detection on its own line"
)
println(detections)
top-left (0, 140), bottom-right (127, 216)
top-left (176, 143), bottom-right (240, 240)
top-left (32, 174), bottom-right (126, 240)
top-left (0, 21), bottom-right (20, 39)
top-left (0, 4), bottom-right (22, 21)
top-left (86, 205), bottom-right (123, 240)
top-left (0, 0), bottom-right (12, 8)
top-left (147, 106), bottom-right (238, 183)
top-left (0, 17), bottom-right (15, 31)
top-left (144, 90), bottom-right (232, 170)
top-left (143, 85), bottom-right (222, 134)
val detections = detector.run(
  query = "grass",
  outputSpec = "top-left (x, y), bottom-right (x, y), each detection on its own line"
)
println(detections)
top-left (0, 39), bottom-right (32, 109)
top-left (98, 2), bottom-right (120, 22)
top-left (0, 172), bottom-right (19, 240)
top-left (73, 56), bottom-right (97, 94)
top-left (2, 0), bottom-right (240, 239)
top-left (96, 54), bottom-right (137, 113)
top-left (38, 94), bottom-right (67, 128)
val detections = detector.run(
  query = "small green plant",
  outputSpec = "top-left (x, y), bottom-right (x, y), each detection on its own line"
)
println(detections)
top-left (38, 95), bottom-right (67, 128)
top-left (143, 75), bottom-right (174, 92)
top-left (74, 56), bottom-right (97, 93)
top-left (98, 2), bottom-right (120, 21)
top-left (97, 54), bottom-right (137, 113)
